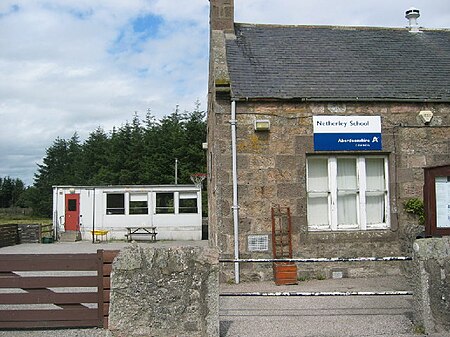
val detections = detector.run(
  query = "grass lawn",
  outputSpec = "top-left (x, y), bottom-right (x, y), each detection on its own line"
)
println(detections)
top-left (0, 218), bottom-right (52, 225)
top-left (0, 212), bottom-right (51, 225)
top-left (0, 208), bottom-right (51, 225)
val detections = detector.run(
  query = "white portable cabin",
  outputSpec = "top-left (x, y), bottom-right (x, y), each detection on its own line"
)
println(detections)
top-left (52, 185), bottom-right (202, 241)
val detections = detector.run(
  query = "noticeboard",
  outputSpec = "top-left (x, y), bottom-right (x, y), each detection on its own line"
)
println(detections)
top-left (313, 116), bottom-right (382, 151)
top-left (424, 165), bottom-right (450, 236)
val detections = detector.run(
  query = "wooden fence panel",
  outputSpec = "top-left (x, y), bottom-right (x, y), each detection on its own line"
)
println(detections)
top-left (0, 254), bottom-right (99, 272)
top-left (0, 253), bottom-right (103, 329)
top-left (0, 275), bottom-right (97, 288)
top-left (101, 250), bottom-right (119, 328)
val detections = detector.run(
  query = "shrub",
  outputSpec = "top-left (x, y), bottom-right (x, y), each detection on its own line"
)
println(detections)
top-left (404, 198), bottom-right (425, 226)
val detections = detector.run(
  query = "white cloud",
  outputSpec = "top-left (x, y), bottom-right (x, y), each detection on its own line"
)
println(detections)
top-left (0, 1), bottom-right (209, 185)
top-left (0, 0), bottom-right (448, 185)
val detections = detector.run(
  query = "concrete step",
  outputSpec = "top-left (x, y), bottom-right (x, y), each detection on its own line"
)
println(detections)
top-left (59, 231), bottom-right (81, 242)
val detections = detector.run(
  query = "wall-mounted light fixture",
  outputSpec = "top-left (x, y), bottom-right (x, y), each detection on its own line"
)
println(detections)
top-left (254, 119), bottom-right (270, 131)
top-left (418, 110), bottom-right (433, 124)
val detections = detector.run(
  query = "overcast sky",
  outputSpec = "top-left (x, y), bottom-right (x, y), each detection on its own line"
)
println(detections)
top-left (1, 0), bottom-right (449, 186)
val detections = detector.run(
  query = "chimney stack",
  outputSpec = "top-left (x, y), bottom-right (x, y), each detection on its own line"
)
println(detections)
top-left (210, 0), bottom-right (234, 33)
top-left (405, 7), bottom-right (421, 33)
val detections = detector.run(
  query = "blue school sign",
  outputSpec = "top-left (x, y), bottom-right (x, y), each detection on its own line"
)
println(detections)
top-left (313, 116), bottom-right (382, 151)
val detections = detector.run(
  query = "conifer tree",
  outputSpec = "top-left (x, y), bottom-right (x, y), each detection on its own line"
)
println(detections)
top-left (31, 105), bottom-right (207, 216)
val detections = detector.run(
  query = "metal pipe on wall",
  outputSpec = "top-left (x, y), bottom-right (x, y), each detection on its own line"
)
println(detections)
top-left (92, 188), bottom-right (96, 244)
top-left (230, 100), bottom-right (240, 284)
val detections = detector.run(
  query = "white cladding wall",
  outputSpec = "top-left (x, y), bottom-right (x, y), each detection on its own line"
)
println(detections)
top-left (53, 185), bottom-right (202, 241)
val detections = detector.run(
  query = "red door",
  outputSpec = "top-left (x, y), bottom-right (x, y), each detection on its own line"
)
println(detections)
top-left (65, 194), bottom-right (80, 231)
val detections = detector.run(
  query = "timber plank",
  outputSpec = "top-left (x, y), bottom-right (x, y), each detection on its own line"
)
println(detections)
top-left (0, 254), bottom-right (98, 272)
top-left (0, 276), bottom-right (97, 288)
top-left (103, 290), bottom-right (110, 302)
top-left (0, 320), bottom-right (100, 329)
top-left (103, 276), bottom-right (111, 288)
top-left (96, 249), bottom-right (105, 328)
top-left (102, 250), bottom-right (119, 263)
top-left (0, 291), bottom-right (97, 304)
top-left (102, 264), bottom-right (112, 276)
top-left (0, 308), bottom-right (98, 321)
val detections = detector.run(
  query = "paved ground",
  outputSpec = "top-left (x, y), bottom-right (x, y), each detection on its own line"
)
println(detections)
top-left (220, 277), bottom-right (417, 337)
top-left (1, 242), bottom-right (450, 337)
top-left (0, 240), bottom-right (208, 254)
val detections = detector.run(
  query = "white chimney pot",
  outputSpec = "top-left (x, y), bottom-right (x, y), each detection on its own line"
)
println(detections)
top-left (405, 7), bottom-right (421, 33)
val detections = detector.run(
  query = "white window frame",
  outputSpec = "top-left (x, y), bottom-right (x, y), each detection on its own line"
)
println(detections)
top-left (178, 192), bottom-right (199, 214)
top-left (129, 193), bottom-right (149, 215)
top-left (307, 155), bottom-right (390, 231)
top-left (105, 193), bottom-right (125, 215)
top-left (154, 192), bottom-right (175, 214)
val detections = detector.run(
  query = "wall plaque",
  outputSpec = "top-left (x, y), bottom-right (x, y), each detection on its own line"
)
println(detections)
top-left (313, 116), bottom-right (382, 151)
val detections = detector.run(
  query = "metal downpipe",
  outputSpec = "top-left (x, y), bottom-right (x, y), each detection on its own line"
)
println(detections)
top-left (230, 100), bottom-right (240, 284)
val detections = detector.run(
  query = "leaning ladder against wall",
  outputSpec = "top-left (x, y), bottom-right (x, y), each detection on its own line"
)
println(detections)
top-left (271, 206), bottom-right (298, 285)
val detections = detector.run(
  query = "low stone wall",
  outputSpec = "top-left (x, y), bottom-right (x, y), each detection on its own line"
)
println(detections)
top-left (0, 224), bottom-right (53, 245)
top-left (412, 237), bottom-right (450, 334)
top-left (18, 224), bottom-right (41, 243)
top-left (0, 224), bottom-right (19, 247)
top-left (108, 244), bottom-right (219, 337)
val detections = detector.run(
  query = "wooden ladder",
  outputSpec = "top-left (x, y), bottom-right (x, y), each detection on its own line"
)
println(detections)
top-left (271, 206), bottom-right (298, 285)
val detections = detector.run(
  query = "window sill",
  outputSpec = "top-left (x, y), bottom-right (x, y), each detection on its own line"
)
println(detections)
top-left (308, 227), bottom-right (390, 232)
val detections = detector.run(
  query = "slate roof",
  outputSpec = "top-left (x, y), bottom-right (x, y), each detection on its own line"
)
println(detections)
top-left (226, 23), bottom-right (450, 101)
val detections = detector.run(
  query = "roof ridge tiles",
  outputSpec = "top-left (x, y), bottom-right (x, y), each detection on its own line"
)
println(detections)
top-left (235, 22), bottom-right (450, 32)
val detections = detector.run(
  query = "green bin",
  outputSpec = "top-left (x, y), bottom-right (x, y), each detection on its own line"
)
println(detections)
top-left (42, 237), bottom-right (54, 244)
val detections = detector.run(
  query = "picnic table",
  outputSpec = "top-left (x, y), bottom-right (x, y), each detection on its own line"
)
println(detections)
top-left (125, 227), bottom-right (157, 242)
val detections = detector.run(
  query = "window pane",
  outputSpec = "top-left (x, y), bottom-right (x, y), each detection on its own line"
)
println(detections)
top-left (337, 158), bottom-right (357, 189)
top-left (156, 193), bottom-right (174, 214)
top-left (68, 199), bottom-right (77, 211)
top-left (129, 194), bottom-right (148, 215)
top-left (180, 192), bottom-right (197, 199)
top-left (337, 193), bottom-right (358, 226)
top-left (179, 198), bottom-right (198, 213)
top-left (130, 193), bottom-right (147, 202)
top-left (130, 201), bottom-right (148, 215)
top-left (308, 158), bottom-right (328, 191)
top-left (307, 194), bottom-right (329, 227)
top-left (366, 158), bottom-right (385, 190)
top-left (337, 158), bottom-right (358, 227)
top-left (106, 194), bottom-right (125, 215)
top-left (366, 193), bottom-right (385, 224)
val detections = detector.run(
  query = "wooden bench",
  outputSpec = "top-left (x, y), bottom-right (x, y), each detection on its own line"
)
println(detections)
top-left (125, 227), bottom-right (157, 242)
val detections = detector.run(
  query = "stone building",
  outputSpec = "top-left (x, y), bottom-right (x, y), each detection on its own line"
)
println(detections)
top-left (207, 0), bottom-right (450, 282)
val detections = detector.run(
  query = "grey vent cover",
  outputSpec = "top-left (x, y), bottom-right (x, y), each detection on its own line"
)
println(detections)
top-left (248, 235), bottom-right (269, 251)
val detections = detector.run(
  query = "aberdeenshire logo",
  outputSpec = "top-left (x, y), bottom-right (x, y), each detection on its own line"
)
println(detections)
top-left (313, 116), bottom-right (382, 151)
top-left (337, 136), bottom-right (380, 148)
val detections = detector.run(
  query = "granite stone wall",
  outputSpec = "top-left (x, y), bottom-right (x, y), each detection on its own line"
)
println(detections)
top-left (208, 95), bottom-right (450, 281)
top-left (18, 224), bottom-right (40, 243)
top-left (108, 244), bottom-right (219, 337)
top-left (412, 237), bottom-right (450, 334)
